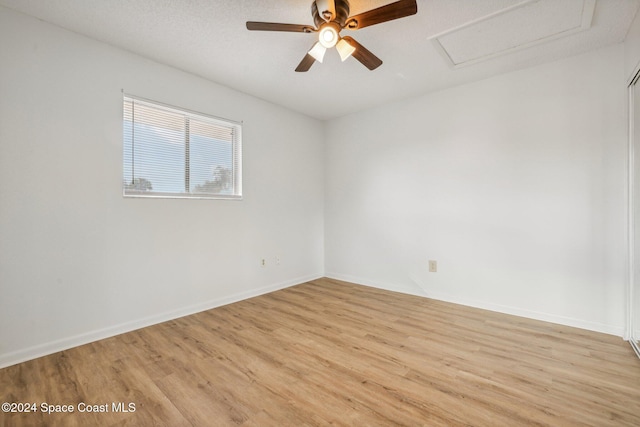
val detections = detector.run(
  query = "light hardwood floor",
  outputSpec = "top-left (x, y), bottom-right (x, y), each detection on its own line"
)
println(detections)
top-left (1, 278), bottom-right (640, 426)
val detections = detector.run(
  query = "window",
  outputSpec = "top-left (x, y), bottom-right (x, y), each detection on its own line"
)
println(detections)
top-left (123, 95), bottom-right (242, 199)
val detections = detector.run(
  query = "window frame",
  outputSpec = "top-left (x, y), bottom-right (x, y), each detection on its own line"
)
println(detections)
top-left (122, 94), bottom-right (243, 200)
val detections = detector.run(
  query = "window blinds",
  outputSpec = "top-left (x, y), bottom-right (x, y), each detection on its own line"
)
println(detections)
top-left (123, 95), bottom-right (242, 199)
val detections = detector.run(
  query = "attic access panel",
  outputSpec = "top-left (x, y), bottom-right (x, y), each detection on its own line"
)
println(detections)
top-left (429, 0), bottom-right (595, 68)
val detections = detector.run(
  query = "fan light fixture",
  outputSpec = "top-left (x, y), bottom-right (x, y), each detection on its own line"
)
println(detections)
top-left (309, 22), bottom-right (354, 62)
top-left (246, 0), bottom-right (418, 72)
top-left (308, 42), bottom-right (327, 62)
top-left (336, 38), bottom-right (355, 61)
top-left (318, 24), bottom-right (339, 48)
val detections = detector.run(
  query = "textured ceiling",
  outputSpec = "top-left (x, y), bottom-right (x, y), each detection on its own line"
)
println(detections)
top-left (1, 0), bottom-right (638, 120)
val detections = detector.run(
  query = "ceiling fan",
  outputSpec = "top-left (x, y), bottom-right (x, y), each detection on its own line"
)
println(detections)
top-left (246, 0), bottom-right (418, 72)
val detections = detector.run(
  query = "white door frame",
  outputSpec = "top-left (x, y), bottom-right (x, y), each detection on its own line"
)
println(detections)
top-left (627, 62), bottom-right (640, 358)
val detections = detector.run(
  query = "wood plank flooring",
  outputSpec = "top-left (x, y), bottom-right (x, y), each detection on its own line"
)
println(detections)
top-left (1, 277), bottom-right (640, 426)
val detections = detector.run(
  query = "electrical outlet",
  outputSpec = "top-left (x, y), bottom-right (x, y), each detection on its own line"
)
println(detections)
top-left (261, 259), bottom-right (266, 267)
top-left (429, 260), bottom-right (437, 273)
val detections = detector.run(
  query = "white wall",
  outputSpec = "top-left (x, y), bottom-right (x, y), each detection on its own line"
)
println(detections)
top-left (625, 7), bottom-right (640, 80)
top-left (325, 44), bottom-right (627, 335)
top-left (0, 6), bottom-right (324, 368)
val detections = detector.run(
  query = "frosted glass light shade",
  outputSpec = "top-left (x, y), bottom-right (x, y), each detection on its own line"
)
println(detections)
top-left (336, 38), bottom-right (356, 61)
top-left (308, 42), bottom-right (327, 63)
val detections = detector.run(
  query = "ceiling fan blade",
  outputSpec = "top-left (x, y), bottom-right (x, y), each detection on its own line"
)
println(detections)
top-left (342, 36), bottom-right (382, 70)
top-left (246, 22), bottom-right (315, 33)
top-left (295, 52), bottom-right (316, 72)
top-left (346, 0), bottom-right (417, 30)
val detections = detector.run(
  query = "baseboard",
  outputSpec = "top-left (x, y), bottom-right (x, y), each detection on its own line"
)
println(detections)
top-left (0, 274), bottom-right (322, 369)
top-left (325, 272), bottom-right (625, 337)
top-left (325, 272), bottom-right (429, 298)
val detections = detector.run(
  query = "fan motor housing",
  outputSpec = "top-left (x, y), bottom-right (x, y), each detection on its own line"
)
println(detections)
top-left (312, 0), bottom-right (351, 28)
